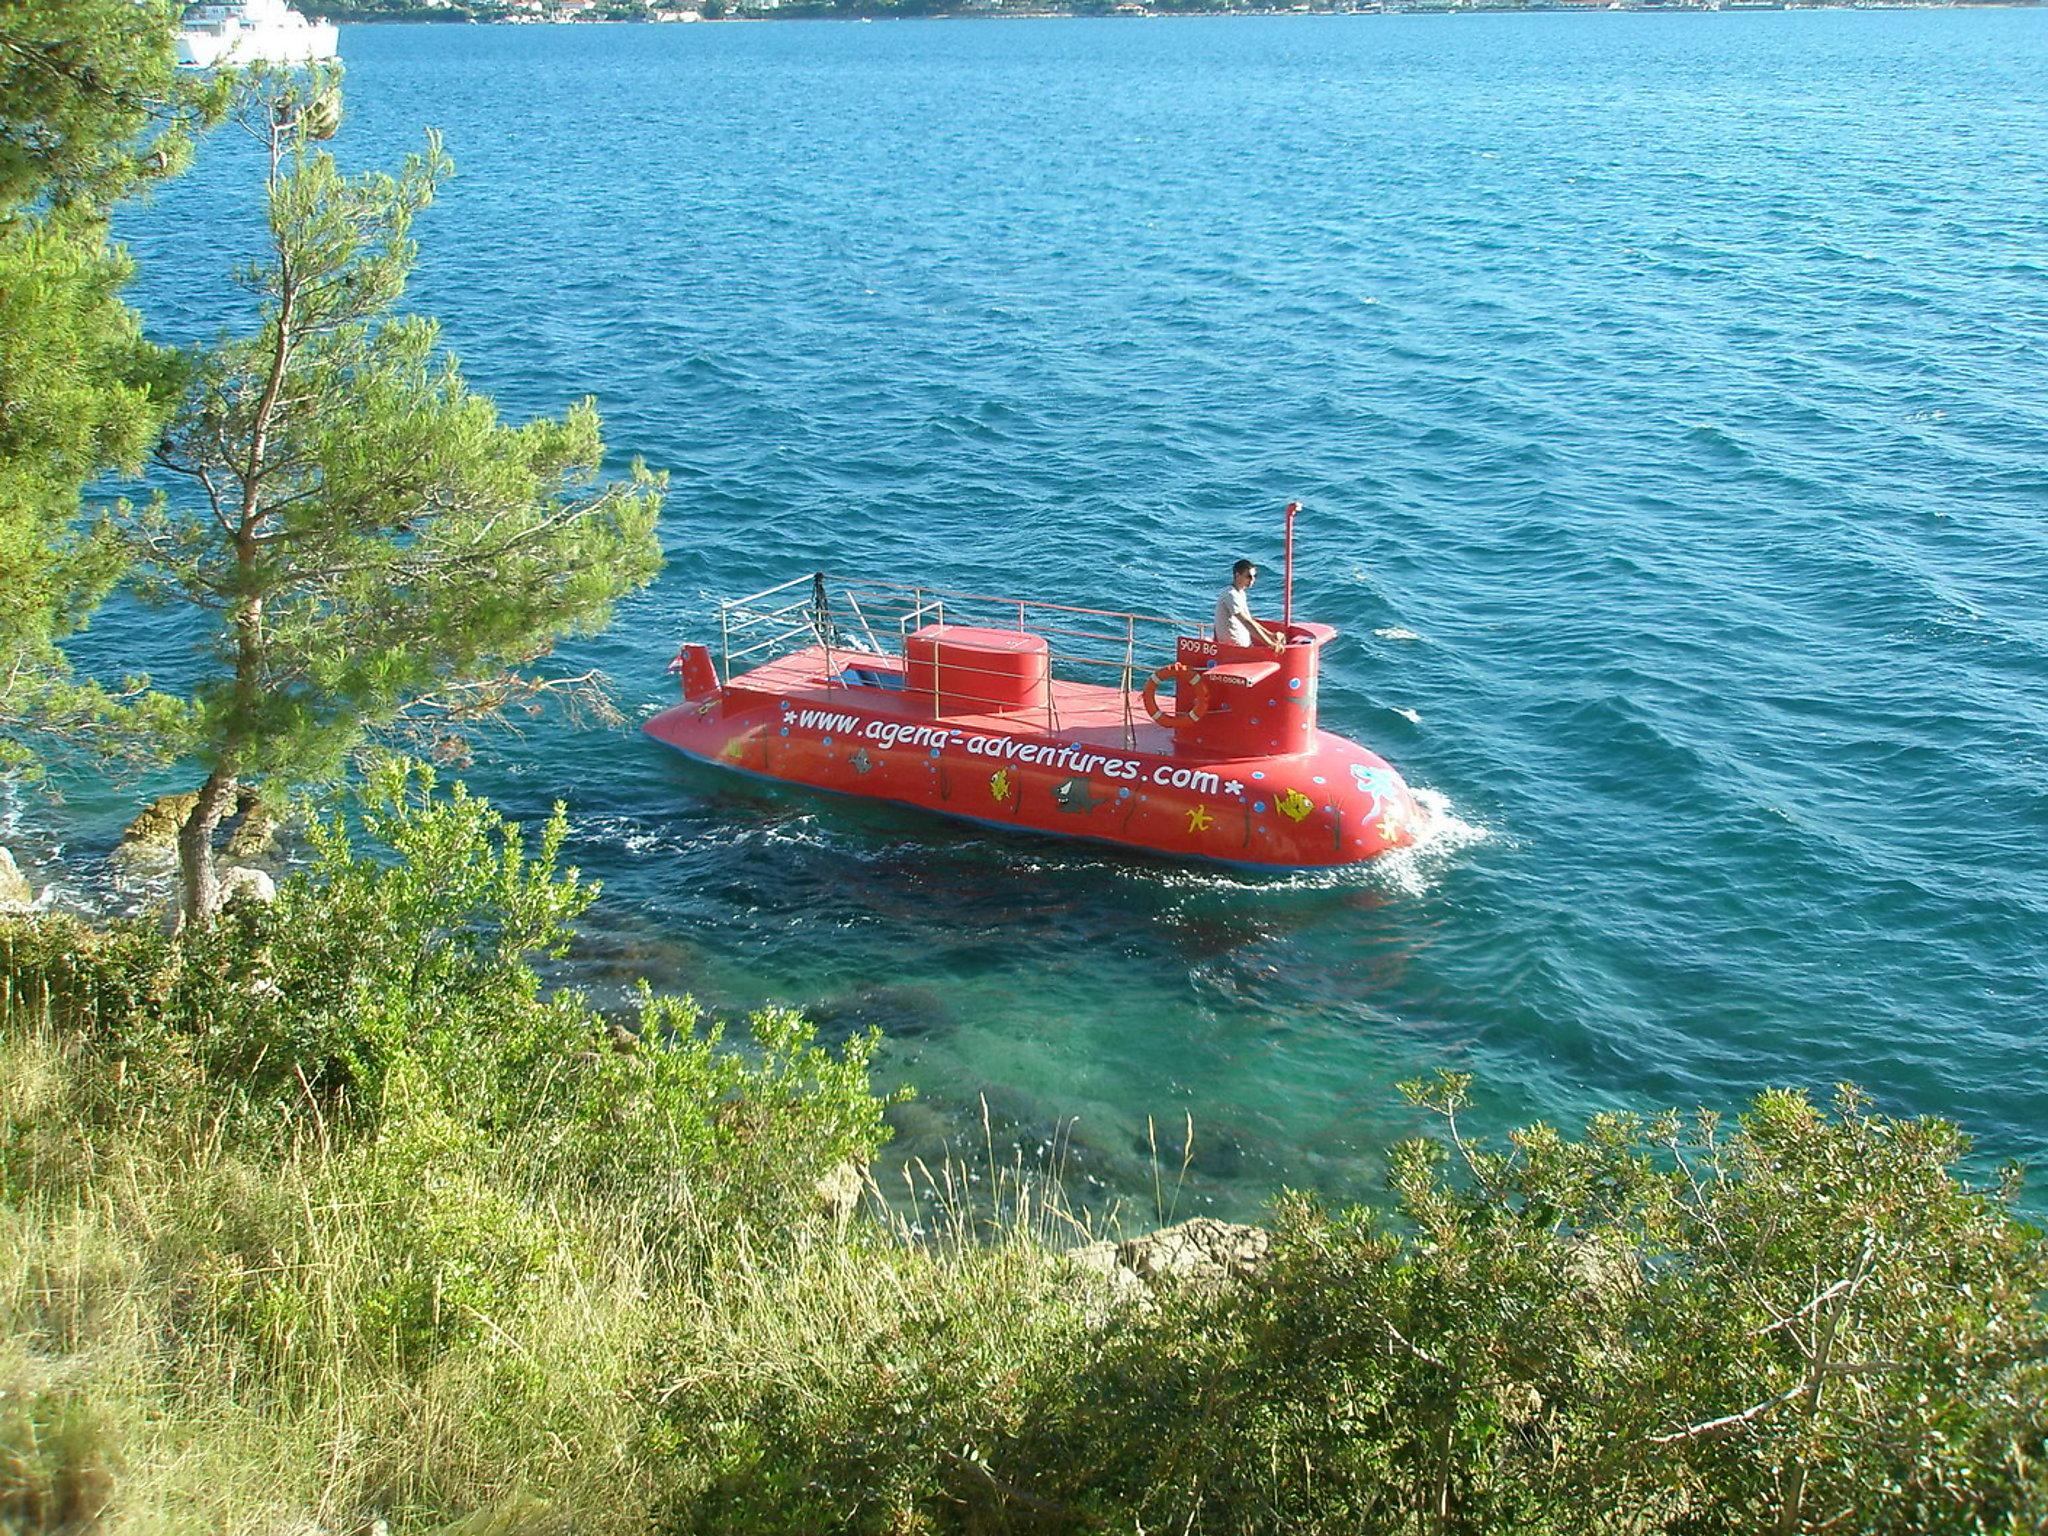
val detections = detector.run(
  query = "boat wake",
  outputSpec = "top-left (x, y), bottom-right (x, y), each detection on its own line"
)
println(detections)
top-left (1085, 782), bottom-right (1491, 898)
top-left (1370, 785), bottom-right (1491, 897)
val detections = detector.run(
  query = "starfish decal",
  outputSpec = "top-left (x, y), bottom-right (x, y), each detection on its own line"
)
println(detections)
top-left (781, 707), bottom-right (797, 725)
top-left (1186, 804), bottom-right (1214, 833)
top-left (1222, 779), bottom-right (1244, 798)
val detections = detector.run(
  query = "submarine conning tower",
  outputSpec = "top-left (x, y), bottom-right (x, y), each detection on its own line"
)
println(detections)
top-left (1171, 623), bottom-right (1333, 761)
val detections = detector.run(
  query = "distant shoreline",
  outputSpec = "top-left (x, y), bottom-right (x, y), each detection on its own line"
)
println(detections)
top-left (324, 1), bottom-right (2048, 26)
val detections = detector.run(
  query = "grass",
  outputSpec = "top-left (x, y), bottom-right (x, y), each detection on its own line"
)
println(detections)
top-left (0, 1001), bottom-right (1131, 1535)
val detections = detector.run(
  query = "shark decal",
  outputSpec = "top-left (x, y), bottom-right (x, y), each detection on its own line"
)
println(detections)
top-left (1051, 775), bottom-right (1110, 814)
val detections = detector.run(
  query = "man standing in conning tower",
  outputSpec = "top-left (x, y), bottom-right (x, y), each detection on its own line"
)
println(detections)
top-left (1216, 559), bottom-right (1286, 650)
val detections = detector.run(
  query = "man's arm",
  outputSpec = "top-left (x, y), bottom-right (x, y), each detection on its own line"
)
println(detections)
top-left (1248, 614), bottom-right (1286, 649)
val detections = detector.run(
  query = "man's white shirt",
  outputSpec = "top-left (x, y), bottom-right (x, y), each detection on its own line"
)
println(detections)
top-left (1215, 585), bottom-right (1254, 646)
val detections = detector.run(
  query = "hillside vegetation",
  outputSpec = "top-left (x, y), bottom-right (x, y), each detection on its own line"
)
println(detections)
top-left (4, 767), bottom-right (2045, 1534)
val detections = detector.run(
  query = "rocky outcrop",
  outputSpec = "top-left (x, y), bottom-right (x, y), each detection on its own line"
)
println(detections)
top-left (1064, 1238), bottom-right (1147, 1301)
top-left (0, 846), bottom-right (35, 908)
top-left (1117, 1216), bottom-right (1270, 1286)
top-left (116, 791), bottom-right (198, 862)
top-left (1065, 1216), bottom-right (1271, 1304)
top-left (117, 787), bottom-right (284, 865)
top-left (223, 791), bottom-right (283, 860)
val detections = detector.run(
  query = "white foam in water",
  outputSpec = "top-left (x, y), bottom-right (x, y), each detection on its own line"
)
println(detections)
top-left (1374, 626), bottom-right (1422, 642)
top-left (577, 814), bottom-right (695, 857)
top-left (1370, 785), bottom-right (1491, 897)
top-left (1392, 706), bottom-right (1422, 724)
top-left (1115, 783), bottom-right (1490, 898)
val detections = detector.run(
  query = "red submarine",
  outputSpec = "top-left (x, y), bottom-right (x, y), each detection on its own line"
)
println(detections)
top-left (646, 506), bottom-right (1427, 869)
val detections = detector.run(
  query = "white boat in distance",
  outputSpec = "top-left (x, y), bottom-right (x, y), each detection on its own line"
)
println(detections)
top-left (177, 0), bottom-right (339, 69)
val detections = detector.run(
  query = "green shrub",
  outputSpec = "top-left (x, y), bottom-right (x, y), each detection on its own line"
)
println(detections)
top-left (649, 1078), bottom-right (2048, 1536)
top-left (1096, 1078), bottom-right (2048, 1535)
top-left (526, 992), bottom-right (890, 1230)
top-left (239, 758), bottom-right (595, 1111)
top-left (1, 759), bottom-right (893, 1229)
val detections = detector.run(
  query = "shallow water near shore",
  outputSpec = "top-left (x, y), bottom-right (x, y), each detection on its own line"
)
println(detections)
top-left (44, 11), bottom-right (2048, 1217)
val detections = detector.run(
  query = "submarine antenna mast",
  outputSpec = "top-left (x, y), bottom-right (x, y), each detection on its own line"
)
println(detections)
top-left (1282, 500), bottom-right (1301, 631)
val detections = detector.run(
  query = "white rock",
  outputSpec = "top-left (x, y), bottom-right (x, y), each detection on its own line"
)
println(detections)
top-left (0, 846), bottom-right (33, 908)
top-left (218, 866), bottom-right (277, 906)
top-left (815, 1159), bottom-right (865, 1232)
top-left (1067, 1240), bottom-right (1145, 1293)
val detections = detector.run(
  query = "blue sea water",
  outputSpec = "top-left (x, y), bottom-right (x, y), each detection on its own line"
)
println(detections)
top-left (58, 12), bottom-right (2048, 1215)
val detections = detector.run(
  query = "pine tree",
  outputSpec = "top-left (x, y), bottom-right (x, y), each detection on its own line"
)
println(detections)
top-left (0, 1), bottom-right (223, 764)
top-left (136, 71), bottom-right (665, 927)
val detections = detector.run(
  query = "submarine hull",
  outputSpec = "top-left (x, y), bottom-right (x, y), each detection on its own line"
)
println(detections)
top-left (644, 642), bottom-right (1424, 871)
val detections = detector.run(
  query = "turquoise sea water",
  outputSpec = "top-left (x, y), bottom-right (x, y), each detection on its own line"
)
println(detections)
top-left (54, 12), bottom-right (2048, 1215)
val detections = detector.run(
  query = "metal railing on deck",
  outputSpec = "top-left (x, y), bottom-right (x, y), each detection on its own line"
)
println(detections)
top-left (715, 572), bottom-right (1202, 750)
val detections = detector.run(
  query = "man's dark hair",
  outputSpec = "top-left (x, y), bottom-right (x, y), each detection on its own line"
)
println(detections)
top-left (1232, 558), bottom-right (1257, 578)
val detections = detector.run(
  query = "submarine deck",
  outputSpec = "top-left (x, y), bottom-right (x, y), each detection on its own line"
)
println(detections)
top-left (725, 644), bottom-right (1181, 757)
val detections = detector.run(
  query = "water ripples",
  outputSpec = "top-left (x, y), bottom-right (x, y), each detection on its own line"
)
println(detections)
top-left (36, 11), bottom-right (2039, 1214)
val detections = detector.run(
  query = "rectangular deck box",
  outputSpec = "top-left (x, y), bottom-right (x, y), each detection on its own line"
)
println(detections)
top-left (904, 624), bottom-right (1050, 715)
